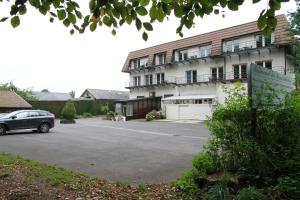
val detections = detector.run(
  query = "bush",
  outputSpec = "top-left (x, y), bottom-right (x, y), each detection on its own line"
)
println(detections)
top-left (61, 101), bottom-right (76, 120)
top-left (82, 112), bottom-right (92, 118)
top-left (145, 110), bottom-right (164, 121)
top-left (106, 111), bottom-right (115, 120)
top-left (192, 152), bottom-right (215, 175)
top-left (172, 169), bottom-right (199, 197)
top-left (100, 105), bottom-right (110, 115)
top-left (237, 187), bottom-right (265, 200)
top-left (175, 83), bottom-right (300, 199)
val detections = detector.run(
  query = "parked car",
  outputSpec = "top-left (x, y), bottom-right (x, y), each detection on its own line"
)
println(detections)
top-left (0, 110), bottom-right (55, 136)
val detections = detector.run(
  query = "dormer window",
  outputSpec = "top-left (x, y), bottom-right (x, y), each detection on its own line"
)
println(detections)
top-left (256, 33), bottom-right (274, 48)
top-left (155, 53), bottom-right (166, 65)
top-left (223, 40), bottom-right (240, 52)
top-left (130, 57), bottom-right (148, 70)
top-left (179, 50), bottom-right (188, 61)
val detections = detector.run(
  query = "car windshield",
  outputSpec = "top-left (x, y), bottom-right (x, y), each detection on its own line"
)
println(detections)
top-left (0, 111), bottom-right (21, 119)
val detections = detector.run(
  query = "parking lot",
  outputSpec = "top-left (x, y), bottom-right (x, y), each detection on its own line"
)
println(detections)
top-left (0, 118), bottom-right (210, 184)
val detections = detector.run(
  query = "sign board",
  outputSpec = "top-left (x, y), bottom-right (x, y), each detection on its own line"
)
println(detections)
top-left (248, 63), bottom-right (294, 108)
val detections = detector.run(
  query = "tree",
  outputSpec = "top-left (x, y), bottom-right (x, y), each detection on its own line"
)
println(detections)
top-left (69, 90), bottom-right (75, 98)
top-left (289, 0), bottom-right (300, 89)
top-left (0, 0), bottom-right (288, 40)
top-left (0, 82), bottom-right (37, 101)
top-left (41, 89), bottom-right (50, 92)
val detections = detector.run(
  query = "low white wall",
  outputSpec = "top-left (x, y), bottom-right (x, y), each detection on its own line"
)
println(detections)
top-left (165, 104), bottom-right (212, 120)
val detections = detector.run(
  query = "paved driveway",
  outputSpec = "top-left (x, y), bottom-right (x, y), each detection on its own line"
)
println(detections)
top-left (0, 118), bottom-right (210, 184)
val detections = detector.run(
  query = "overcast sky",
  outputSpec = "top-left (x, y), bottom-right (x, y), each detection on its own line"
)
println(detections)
top-left (0, 1), bottom-right (297, 97)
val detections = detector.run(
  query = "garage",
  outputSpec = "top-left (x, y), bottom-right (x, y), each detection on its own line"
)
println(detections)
top-left (162, 95), bottom-right (216, 120)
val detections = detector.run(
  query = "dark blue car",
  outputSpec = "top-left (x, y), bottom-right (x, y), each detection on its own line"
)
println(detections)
top-left (0, 110), bottom-right (55, 136)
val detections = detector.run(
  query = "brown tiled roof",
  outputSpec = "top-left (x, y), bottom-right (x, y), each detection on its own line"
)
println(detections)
top-left (0, 90), bottom-right (32, 108)
top-left (122, 14), bottom-right (291, 72)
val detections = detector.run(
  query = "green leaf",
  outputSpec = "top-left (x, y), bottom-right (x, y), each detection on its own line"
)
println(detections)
top-left (89, 0), bottom-right (96, 11)
top-left (0, 17), bottom-right (8, 22)
top-left (140, 0), bottom-right (150, 6)
top-left (19, 5), bottom-right (27, 15)
top-left (68, 12), bottom-right (76, 24)
top-left (57, 10), bottom-right (66, 21)
top-left (174, 6), bottom-right (183, 18)
top-left (136, 6), bottom-right (148, 16)
top-left (10, 16), bottom-right (20, 28)
top-left (49, 17), bottom-right (54, 23)
top-left (63, 18), bottom-right (71, 27)
top-left (39, 7), bottom-right (48, 15)
top-left (253, 0), bottom-right (261, 3)
top-left (142, 31), bottom-right (148, 41)
top-left (70, 29), bottom-right (74, 35)
top-left (103, 16), bottom-right (112, 27)
top-left (53, 0), bottom-right (61, 8)
top-left (143, 22), bottom-right (153, 31)
top-left (149, 6), bottom-right (157, 19)
top-left (267, 17), bottom-right (277, 28)
top-left (258, 15), bottom-right (266, 30)
top-left (90, 22), bottom-right (97, 32)
top-left (112, 29), bottom-right (116, 36)
top-left (135, 18), bottom-right (142, 30)
top-left (75, 10), bottom-right (82, 19)
top-left (228, 2), bottom-right (238, 11)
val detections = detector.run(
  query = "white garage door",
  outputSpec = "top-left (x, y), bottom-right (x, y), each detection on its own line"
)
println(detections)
top-left (166, 104), bottom-right (212, 120)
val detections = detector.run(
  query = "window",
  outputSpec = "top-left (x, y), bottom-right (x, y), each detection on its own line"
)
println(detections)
top-left (156, 73), bottom-right (165, 84)
top-left (256, 61), bottom-right (263, 67)
top-left (15, 112), bottom-right (28, 119)
top-left (145, 75), bottom-right (153, 85)
top-left (256, 60), bottom-right (272, 70)
top-left (137, 96), bottom-right (144, 98)
top-left (211, 67), bottom-right (224, 81)
top-left (241, 64), bottom-right (247, 79)
top-left (28, 112), bottom-right (39, 118)
top-left (233, 65), bottom-right (240, 79)
top-left (149, 92), bottom-right (155, 97)
top-left (218, 67), bottom-right (224, 80)
top-left (256, 33), bottom-right (273, 48)
top-left (179, 50), bottom-right (188, 61)
top-left (134, 76), bottom-right (141, 86)
top-left (186, 70), bottom-right (197, 83)
top-left (131, 59), bottom-right (140, 69)
top-left (195, 99), bottom-right (203, 104)
top-left (155, 53), bottom-right (166, 65)
top-left (211, 68), bottom-right (217, 81)
top-left (224, 40), bottom-right (239, 52)
top-left (164, 94), bottom-right (173, 98)
top-left (265, 61), bottom-right (272, 70)
top-left (199, 45), bottom-right (212, 57)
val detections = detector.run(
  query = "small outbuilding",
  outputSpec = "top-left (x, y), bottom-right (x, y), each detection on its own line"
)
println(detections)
top-left (0, 90), bottom-right (32, 113)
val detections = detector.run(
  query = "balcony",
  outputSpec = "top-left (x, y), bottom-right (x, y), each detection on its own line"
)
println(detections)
top-left (222, 39), bottom-right (275, 54)
top-left (125, 66), bottom-right (286, 88)
top-left (173, 46), bottom-right (212, 63)
top-left (125, 77), bottom-right (177, 89)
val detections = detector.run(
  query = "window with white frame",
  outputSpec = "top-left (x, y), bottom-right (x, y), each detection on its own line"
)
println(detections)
top-left (211, 67), bottom-right (224, 81)
top-left (199, 45), bottom-right (212, 57)
top-left (179, 50), bottom-right (188, 61)
top-left (133, 76), bottom-right (141, 86)
top-left (130, 57), bottom-right (148, 69)
top-left (186, 70), bottom-right (197, 83)
top-left (223, 40), bottom-right (240, 52)
top-left (256, 60), bottom-right (272, 70)
top-left (256, 33), bottom-right (274, 48)
top-left (145, 74), bottom-right (153, 85)
top-left (156, 73), bottom-right (165, 84)
top-left (232, 64), bottom-right (247, 79)
top-left (155, 53), bottom-right (166, 65)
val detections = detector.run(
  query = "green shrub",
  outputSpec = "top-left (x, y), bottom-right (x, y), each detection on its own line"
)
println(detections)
top-left (106, 111), bottom-right (115, 120)
top-left (100, 105), bottom-right (110, 115)
top-left (172, 169), bottom-right (199, 197)
top-left (82, 112), bottom-right (92, 118)
top-left (145, 110), bottom-right (164, 121)
top-left (205, 184), bottom-right (231, 200)
top-left (273, 176), bottom-right (300, 199)
top-left (237, 187), bottom-right (266, 200)
top-left (192, 152), bottom-right (215, 175)
top-left (61, 101), bottom-right (76, 120)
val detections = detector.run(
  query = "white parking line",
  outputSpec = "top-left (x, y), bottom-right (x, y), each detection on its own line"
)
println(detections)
top-left (82, 123), bottom-right (208, 140)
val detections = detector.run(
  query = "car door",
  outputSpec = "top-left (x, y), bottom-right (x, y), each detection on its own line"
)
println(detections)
top-left (5, 111), bottom-right (28, 130)
top-left (26, 111), bottom-right (40, 128)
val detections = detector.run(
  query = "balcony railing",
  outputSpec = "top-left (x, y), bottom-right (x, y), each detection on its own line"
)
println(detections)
top-left (174, 48), bottom-right (212, 63)
top-left (125, 66), bottom-right (286, 88)
top-left (222, 39), bottom-right (274, 53)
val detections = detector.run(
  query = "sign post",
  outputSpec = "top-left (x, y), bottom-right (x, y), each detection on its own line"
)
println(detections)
top-left (247, 64), bottom-right (294, 138)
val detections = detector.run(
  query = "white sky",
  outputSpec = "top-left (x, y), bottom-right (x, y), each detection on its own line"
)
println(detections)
top-left (0, 1), bottom-right (297, 97)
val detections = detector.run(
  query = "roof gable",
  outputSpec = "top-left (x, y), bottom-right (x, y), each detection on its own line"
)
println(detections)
top-left (0, 90), bottom-right (32, 108)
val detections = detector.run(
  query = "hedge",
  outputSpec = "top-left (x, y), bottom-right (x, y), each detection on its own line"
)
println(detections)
top-left (29, 100), bottom-right (115, 118)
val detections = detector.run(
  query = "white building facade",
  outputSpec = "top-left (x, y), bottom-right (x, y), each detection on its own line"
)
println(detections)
top-left (122, 15), bottom-right (294, 120)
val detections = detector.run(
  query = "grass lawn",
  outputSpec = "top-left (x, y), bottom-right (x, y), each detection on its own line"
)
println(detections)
top-left (0, 152), bottom-right (184, 200)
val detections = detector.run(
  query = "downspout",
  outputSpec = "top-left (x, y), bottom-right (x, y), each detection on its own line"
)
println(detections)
top-left (284, 46), bottom-right (287, 75)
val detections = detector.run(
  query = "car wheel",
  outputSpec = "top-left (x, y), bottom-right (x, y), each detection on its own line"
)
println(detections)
top-left (0, 124), bottom-right (6, 136)
top-left (39, 123), bottom-right (50, 133)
